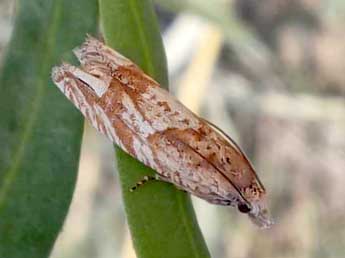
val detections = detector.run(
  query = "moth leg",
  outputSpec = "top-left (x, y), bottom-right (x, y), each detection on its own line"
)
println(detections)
top-left (203, 196), bottom-right (232, 206)
top-left (129, 174), bottom-right (160, 192)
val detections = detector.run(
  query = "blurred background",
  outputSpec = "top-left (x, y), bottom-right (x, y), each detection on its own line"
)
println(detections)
top-left (1, 0), bottom-right (345, 257)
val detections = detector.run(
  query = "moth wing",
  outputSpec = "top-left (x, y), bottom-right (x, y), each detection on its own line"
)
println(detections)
top-left (52, 64), bottom-right (125, 148)
top-left (201, 118), bottom-right (265, 190)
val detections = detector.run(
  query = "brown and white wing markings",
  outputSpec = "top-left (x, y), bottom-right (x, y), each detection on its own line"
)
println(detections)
top-left (51, 37), bottom-right (273, 228)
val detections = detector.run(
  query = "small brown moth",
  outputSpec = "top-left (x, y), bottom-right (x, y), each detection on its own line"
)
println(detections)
top-left (51, 37), bottom-right (273, 228)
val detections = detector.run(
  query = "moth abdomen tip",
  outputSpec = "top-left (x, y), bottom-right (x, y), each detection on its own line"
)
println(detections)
top-left (51, 65), bottom-right (65, 83)
top-left (73, 46), bottom-right (82, 60)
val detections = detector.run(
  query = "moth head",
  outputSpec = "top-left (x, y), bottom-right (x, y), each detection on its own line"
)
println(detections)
top-left (235, 179), bottom-right (273, 229)
top-left (246, 197), bottom-right (274, 229)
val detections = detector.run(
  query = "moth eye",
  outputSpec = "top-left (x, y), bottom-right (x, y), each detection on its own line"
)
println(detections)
top-left (238, 203), bottom-right (251, 213)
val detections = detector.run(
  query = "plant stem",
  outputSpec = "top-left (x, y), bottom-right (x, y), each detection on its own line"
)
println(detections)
top-left (99, 1), bottom-right (211, 257)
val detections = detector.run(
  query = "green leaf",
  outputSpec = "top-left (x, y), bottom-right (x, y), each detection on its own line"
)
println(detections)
top-left (0, 1), bottom-right (98, 257)
top-left (99, 1), bottom-right (211, 258)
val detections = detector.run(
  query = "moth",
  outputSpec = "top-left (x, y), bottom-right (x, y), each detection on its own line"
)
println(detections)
top-left (51, 37), bottom-right (273, 228)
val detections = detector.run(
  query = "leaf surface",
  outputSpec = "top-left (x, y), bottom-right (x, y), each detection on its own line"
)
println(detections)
top-left (0, 1), bottom-right (98, 257)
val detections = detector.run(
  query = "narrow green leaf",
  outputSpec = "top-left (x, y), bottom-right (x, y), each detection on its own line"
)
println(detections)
top-left (99, 1), bottom-right (211, 258)
top-left (0, 1), bottom-right (98, 257)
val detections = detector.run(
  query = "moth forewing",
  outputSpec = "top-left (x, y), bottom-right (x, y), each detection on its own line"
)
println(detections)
top-left (202, 118), bottom-right (266, 191)
top-left (51, 37), bottom-right (273, 228)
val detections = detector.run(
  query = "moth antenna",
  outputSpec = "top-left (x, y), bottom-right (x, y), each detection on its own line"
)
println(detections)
top-left (201, 118), bottom-right (266, 191)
